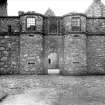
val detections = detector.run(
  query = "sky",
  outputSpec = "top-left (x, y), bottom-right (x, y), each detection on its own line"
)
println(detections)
top-left (7, 0), bottom-right (105, 16)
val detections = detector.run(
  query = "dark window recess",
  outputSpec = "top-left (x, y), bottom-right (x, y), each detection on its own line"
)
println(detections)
top-left (48, 18), bottom-right (57, 34)
top-left (73, 62), bottom-right (80, 64)
top-left (27, 18), bottom-right (36, 31)
top-left (29, 34), bottom-right (34, 37)
top-left (49, 24), bottom-right (57, 34)
top-left (74, 35), bottom-right (79, 37)
top-left (28, 62), bottom-right (35, 65)
top-left (20, 25), bottom-right (22, 31)
top-left (8, 25), bottom-right (12, 33)
top-left (71, 17), bottom-right (81, 31)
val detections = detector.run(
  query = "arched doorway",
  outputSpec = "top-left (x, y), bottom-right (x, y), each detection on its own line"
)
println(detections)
top-left (48, 52), bottom-right (57, 68)
top-left (47, 52), bottom-right (60, 74)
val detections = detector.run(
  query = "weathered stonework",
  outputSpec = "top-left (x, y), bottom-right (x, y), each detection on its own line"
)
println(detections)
top-left (63, 34), bottom-right (87, 75)
top-left (20, 14), bottom-right (43, 33)
top-left (0, 0), bottom-right (105, 75)
top-left (87, 19), bottom-right (105, 33)
top-left (0, 35), bottom-right (20, 74)
top-left (20, 34), bottom-right (43, 74)
top-left (63, 14), bottom-right (86, 33)
top-left (0, 17), bottom-right (20, 32)
top-left (87, 36), bottom-right (105, 74)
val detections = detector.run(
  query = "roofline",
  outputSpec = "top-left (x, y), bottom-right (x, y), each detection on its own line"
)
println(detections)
top-left (87, 17), bottom-right (105, 19)
top-left (0, 16), bottom-right (19, 18)
top-left (62, 13), bottom-right (87, 18)
top-left (19, 13), bottom-right (45, 17)
top-left (0, 15), bottom-right (105, 19)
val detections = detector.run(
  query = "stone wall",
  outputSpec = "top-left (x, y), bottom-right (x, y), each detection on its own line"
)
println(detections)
top-left (87, 18), bottom-right (105, 33)
top-left (44, 17), bottom-right (61, 35)
top-left (0, 35), bottom-right (20, 74)
top-left (1, 13), bottom-right (105, 75)
top-left (0, 17), bottom-right (20, 32)
top-left (87, 35), bottom-right (105, 74)
top-left (20, 34), bottom-right (43, 74)
top-left (63, 34), bottom-right (87, 75)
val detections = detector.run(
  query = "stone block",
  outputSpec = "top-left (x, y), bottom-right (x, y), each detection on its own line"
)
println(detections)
top-left (0, 62), bottom-right (5, 66)
top-left (1, 57), bottom-right (7, 61)
top-left (0, 47), bottom-right (5, 51)
top-left (2, 51), bottom-right (8, 56)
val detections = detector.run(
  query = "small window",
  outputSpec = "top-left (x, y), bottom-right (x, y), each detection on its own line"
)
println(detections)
top-left (74, 34), bottom-right (79, 37)
top-left (27, 18), bottom-right (36, 31)
top-left (71, 17), bottom-right (81, 31)
top-left (29, 34), bottom-right (34, 37)
top-left (48, 18), bottom-right (57, 34)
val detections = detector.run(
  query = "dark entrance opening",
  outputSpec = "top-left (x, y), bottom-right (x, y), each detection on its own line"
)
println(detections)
top-left (47, 53), bottom-right (60, 74)
top-left (48, 58), bottom-right (51, 64)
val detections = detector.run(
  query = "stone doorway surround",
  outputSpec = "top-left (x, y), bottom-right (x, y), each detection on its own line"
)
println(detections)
top-left (47, 52), bottom-right (60, 74)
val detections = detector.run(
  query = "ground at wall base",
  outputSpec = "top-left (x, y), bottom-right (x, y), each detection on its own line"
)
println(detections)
top-left (0, 75), bottom-right (105, 105)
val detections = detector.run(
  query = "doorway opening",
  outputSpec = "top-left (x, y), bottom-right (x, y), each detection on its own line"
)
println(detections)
top-left (47, 52), bottom-right (60, 74)
top-left (48, 58), bottom-right (51, 65)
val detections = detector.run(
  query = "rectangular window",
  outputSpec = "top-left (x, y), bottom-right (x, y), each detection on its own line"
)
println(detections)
top-left (27, 18), bottom-right (36, 31)
top-left (48, 18), bottom-right (57, 34)
top-left (71, 17), bottom-right (81, 31)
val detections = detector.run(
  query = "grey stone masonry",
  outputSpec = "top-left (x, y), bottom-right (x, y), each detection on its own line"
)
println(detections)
top-left (0, 0), bottom-right (105, 75)
top-left (20, 34), bottom-right (43, 74)
top-left (0, 35), bottom-right (19, 74)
